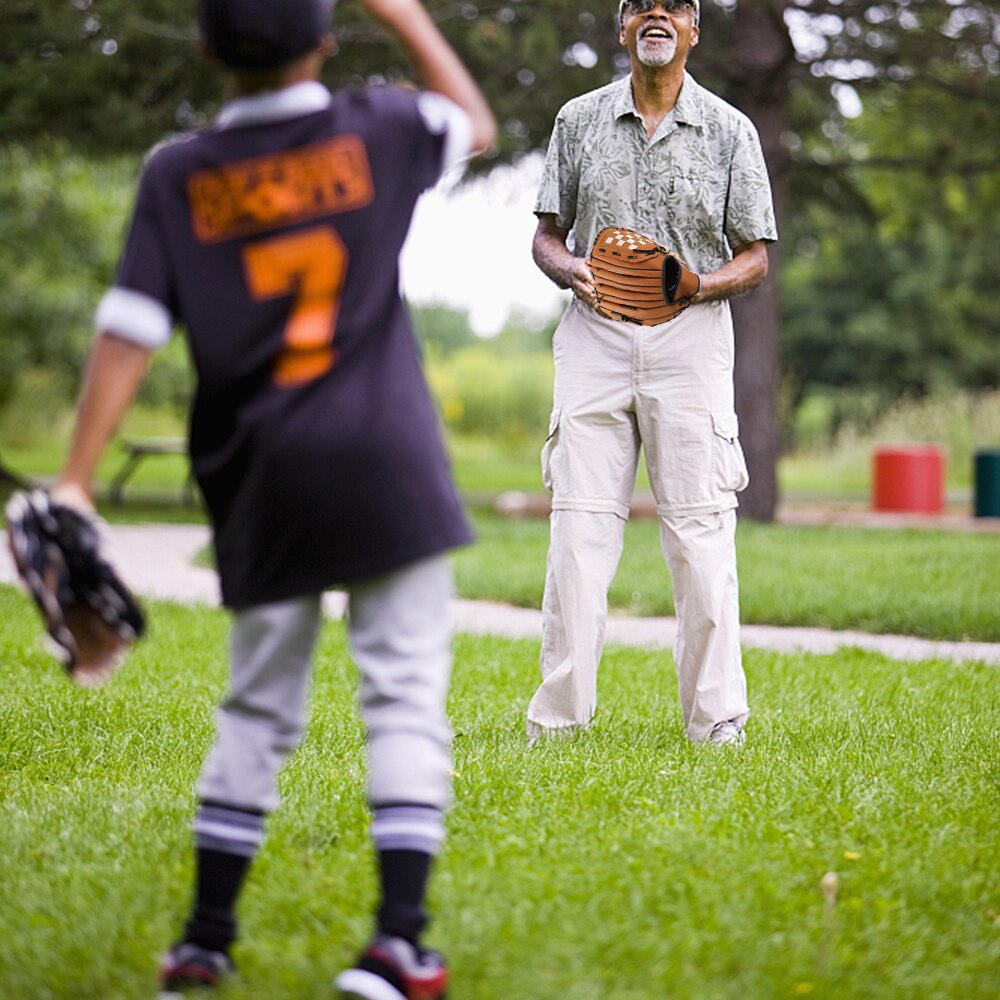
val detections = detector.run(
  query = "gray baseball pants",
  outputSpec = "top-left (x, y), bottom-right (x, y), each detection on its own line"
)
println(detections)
top-left (198, 554), bottom-right (454, 815)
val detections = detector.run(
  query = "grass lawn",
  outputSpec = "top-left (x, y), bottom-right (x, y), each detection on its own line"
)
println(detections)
top-left (1, 588), bottom-right (998, 999)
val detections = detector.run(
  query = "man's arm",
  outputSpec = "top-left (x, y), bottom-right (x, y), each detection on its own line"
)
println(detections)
top-left (532, 214), bottom-right (598, 309)
top-left (362, 0), bottom-right (496, 154)
top-left (535, 217), bottom-right (768, 309)
top-left (52, 333), bottom-right (153, 513)
top-left (695, 240), bottom-right (769, 303)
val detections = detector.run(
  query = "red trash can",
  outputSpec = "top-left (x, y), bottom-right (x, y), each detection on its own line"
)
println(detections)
top-left (872, 445), bottom-right (945, 513)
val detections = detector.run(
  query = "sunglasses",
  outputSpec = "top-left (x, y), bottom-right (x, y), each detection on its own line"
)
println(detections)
top-left (621, 0), bottom-right (696, 16)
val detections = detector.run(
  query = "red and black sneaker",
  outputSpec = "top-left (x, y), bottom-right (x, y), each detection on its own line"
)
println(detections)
top-left (336, 935), bottom-right (448, 1000)
top-left (158, 941), bottom-right (234, 995)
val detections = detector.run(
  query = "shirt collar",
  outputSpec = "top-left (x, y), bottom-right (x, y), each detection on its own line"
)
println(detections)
top-left (215, 81), bottom-right (332, 130)
top-left (674, 72), bottom-right (704, 126)
top-left (613, 71), bottom-right (704, 127)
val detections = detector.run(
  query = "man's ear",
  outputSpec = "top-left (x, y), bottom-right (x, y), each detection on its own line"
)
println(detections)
top-left (690, 24), bottom-right (700, 49)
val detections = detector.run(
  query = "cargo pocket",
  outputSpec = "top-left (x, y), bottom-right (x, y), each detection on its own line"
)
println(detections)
top-left (540, 407), bottom-right (561, 494)
top-left (712, 411), bottom-right (750, 494)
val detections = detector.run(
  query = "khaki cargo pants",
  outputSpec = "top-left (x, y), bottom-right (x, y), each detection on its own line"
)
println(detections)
top-left (527, 299), bottom-right (750, 743)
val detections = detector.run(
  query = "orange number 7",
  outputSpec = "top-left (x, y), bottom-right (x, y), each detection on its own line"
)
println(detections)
top-left (243, 225), bottom-right (349, 387)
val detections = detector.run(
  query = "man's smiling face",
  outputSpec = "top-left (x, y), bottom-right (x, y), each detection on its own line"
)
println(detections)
top-left (618, 1), bottom-right (699, 69)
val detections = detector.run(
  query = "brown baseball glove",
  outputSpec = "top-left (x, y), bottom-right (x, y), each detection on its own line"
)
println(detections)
top-left (588, 226), bottom-right (701, 326)
top-left (5, 490), bottom-right (146, 686)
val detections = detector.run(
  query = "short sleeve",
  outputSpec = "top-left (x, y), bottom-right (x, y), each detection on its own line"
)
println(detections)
top-left (533, 112), bottom-right (579, 231)
top-left (416, 92), bottom-right (473, 177)
top-left (725, 117), bottom-right (778, 249)
top-left (96, 159), bottom-right (176, 348)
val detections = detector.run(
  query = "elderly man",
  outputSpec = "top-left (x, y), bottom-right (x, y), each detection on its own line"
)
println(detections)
top-left (527, 0), bottom-right (777, 747)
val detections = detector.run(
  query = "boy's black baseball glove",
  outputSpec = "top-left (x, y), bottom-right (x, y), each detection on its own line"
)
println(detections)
top-left (5, 490), bottom-right (145, 686)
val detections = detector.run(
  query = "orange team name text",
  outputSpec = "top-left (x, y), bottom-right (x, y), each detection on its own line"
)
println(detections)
top-left (188, 136), bottom-right (374, 244)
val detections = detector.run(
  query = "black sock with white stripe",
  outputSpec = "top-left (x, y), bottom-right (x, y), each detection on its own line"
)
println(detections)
top-left (183, 801), bottom-right (266, 955)
top-left (377, 849), bottom-right (433, 945)
top-left (372, 804), bottom-right (444, 946)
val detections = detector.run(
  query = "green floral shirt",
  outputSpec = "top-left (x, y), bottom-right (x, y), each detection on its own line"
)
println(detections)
top-left (534, 73), bottom-right (778, 272)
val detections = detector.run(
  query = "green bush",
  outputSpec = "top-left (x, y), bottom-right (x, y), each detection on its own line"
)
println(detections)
top-left (0, 143), bottom-right (196, 426)
top-left (427, 345), bottom-right (553, 446)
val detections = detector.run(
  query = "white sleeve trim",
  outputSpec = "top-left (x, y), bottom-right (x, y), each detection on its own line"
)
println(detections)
top-left (95, 287), bottom-right (172, 349)
top-left (416, 92), bottom-right (474, 178)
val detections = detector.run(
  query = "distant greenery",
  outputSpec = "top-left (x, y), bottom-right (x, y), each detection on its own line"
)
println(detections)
top-left (1, 588), bottom-right (997, 999)
top-left (782, 389), bottom-right (1000, 500)
top-left (0, 144), bottom-right (130, 415)
top-left (0, 144), bottom-right (192, 425)
top-left (781, 84), bottom-right (1000, 430)
top-left (7, 383), bottom-right (998, 509)
top-left (415, 301), bottom-right (557, 448)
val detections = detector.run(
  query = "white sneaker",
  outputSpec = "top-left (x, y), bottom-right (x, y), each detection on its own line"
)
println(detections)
top-left (708, 720), bottom-right (746, 747)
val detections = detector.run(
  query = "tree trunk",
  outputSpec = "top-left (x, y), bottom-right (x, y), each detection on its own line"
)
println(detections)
top-left (717, 0), bottom-right (793, 521)
top-left (732, 267), bottom-right (781, 521)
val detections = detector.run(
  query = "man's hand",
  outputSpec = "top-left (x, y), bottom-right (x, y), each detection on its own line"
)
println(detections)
top-left (566, 257), bottom-right (598, 309)
top-left (533, 215), bottom-right (598, 309)
top-left (695, 240), bottom-right (769, 303)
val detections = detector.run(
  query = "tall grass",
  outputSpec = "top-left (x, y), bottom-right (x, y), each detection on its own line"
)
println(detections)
top-left (783, 388), bottom-right (1000, 498)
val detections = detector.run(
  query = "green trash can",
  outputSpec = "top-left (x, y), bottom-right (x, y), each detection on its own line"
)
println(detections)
top-left (974, 449), bottom-right (1000, 517)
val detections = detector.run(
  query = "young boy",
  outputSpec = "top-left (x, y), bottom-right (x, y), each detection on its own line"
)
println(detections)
top-left (49, 1), bottom-right (495, 997)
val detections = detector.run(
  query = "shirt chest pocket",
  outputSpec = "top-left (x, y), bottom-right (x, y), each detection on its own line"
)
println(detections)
top-left (666, 169), bottom-right (727, 227)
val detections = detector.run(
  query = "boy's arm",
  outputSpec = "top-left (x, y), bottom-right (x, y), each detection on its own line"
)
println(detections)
top-left (52, 332), bottom-right (153, 513)
top-left (361, 0), bottom-right (496, 154)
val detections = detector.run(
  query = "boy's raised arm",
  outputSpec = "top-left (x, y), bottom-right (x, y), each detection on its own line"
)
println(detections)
top-left (360, 0), bottom-right (496, 154)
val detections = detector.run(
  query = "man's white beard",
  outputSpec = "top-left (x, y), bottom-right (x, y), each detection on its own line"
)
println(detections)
top-left (637, 36), bottom-right (677, 66)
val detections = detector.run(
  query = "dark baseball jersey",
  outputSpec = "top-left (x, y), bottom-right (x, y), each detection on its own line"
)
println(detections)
top-left (98, 83), bottom-right (473, 607)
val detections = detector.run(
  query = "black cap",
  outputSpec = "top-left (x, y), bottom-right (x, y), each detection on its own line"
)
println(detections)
top-left (199, 0), bottom-right (335, 71)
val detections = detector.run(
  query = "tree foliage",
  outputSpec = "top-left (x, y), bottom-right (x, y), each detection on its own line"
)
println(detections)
top-left (4, 3), bottom-right (997, 162)
top-left (0, 144), bottom-right (129, 411)
top-left (779, 3), bottom-right (1000, 418)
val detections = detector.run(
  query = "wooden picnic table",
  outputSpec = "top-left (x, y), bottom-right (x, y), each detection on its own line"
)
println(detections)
top-left (111, 437), bottom-right (195, 505)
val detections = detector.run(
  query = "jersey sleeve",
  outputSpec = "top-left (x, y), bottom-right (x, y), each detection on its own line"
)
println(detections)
top-left (416, 92), bottom-right (473, 178)
top-left (95, 158), bottom-right (176, 349)
top-left (724, 116), bottom-right (779, 249)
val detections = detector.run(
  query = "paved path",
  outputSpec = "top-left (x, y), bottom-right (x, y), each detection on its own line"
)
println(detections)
top-left (2, 523), bottom-right (998, 666)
